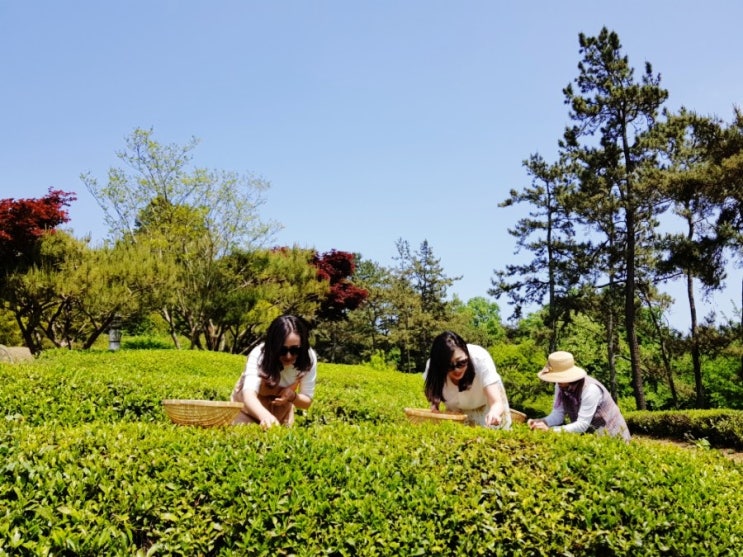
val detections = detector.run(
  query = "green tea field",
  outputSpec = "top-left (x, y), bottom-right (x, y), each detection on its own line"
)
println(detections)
top-left (1, 350), bottom-right (741, 556)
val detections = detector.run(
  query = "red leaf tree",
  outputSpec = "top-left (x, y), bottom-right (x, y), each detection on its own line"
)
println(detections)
top-left (0, 188), bottom-right (76, 273)
top-left (311, 250), bottom-right (368, 321)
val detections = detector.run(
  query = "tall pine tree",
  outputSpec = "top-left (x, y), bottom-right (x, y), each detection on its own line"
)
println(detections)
top-left (561, 28), bottom-right (669, 410)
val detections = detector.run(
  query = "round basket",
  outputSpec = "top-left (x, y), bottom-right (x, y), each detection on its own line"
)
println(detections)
top-left (510, 409), bottom-right (528, 424)
top-left (404, 407), bottom-right (468, 425)
top-left (162, 399), bottom-right (244, 427)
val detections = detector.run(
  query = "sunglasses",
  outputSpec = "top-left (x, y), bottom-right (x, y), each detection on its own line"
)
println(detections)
top-left (279, 345), bottom-right (301, 356)
top-left (447, 359), bottom-right (469, 371)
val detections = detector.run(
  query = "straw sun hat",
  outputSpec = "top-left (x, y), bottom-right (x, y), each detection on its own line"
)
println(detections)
top-left (537, 351), bottom-right (587, 383)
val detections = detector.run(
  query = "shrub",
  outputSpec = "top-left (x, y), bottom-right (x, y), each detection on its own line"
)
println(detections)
top-left (626, 409), bottom-right (743, 450)
top-left (1, 350), bottom-right (742, 555)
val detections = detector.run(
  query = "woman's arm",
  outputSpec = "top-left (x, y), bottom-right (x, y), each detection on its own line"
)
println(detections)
top-left (528, 387), bottom-right (564, 430)
top-left (273, 387), bottom-right (312, 410)
top-left (484, 382), bottom-right (505, 426)
top-left (238, 345), bottom-right (279, 428)
top-left (291, 349), bottom-right (318, 410)
top-left (241, 389), bottom-right (280, 428)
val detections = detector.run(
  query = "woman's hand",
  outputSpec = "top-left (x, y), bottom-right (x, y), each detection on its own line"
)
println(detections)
top-left (259, 414), bottom-right (280, 429)
top-left (528, 419), bottom-right (549, 431)
top-left (274, 387), bottom-right (297, 407)
top-left (485, 407), bottom-right (502, 426)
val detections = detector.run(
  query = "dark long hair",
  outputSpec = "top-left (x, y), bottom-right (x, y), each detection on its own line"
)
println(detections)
top-left (260, 315), bottom-right (312, 386)
top-left (557, 378), bottom-right (586, 410)
top-left (424, 331), bottom-right (475, 405)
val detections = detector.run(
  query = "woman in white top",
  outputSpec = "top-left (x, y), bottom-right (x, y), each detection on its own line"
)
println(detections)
top-left (231, 315), bottom-right (317, 429)
top-left (527, 351), bottom-right (630, 440)
top-left (423, 331), bottom-right (511, 428)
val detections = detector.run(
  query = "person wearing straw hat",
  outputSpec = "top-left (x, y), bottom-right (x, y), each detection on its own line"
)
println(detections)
top-left (423, 331), bottom-right (512, 428)
top-left (231, 315), bottom-right (317, 429)
top-left (527, 351), bottom-right (630, 441)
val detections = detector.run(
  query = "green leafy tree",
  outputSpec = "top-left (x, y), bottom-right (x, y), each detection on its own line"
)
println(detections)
top-left (81, 128), bottom-right (279, 350)
top-left (489, 339), bottom-right (551, 411)
top-left (636, 282), bottom-right (680, 408)
top-left (5, 232), bottom-right (177, 351)
top-left (82, 128), bottom-right (276, 248)
top-left (387, 268), bottom-right (425, 373)
top-left (214, 246), bottom-right (329, 354)
top-left (703, 110), bottom-right (743, 381)
top-left (0, 308), bottom-right (22, 346)
top-left (321, 257), bottom-right (398, 365)
top-left (448, 296), bottom-right (506, 349)
top-left (0, 189), bottom-right (76, 350)
top-left (390, 239), bottom-right (459, 372)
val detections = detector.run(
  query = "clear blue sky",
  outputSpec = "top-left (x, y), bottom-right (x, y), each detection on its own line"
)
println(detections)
top-left (2, 1), bottom-right (741, 331)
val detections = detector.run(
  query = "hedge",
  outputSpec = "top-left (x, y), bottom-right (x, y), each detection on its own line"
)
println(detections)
top-left (1, 350), bottom-right (742, 556)
top-left (626, 409), bottom-right (743, 450)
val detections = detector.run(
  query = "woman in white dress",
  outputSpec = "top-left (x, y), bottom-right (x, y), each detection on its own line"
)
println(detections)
top-left (423, 331), bottom-right (511, 428)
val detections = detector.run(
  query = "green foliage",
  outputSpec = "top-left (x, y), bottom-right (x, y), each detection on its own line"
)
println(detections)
top-left (697, 354), bottom-right (743, 409)
top-left (0, 308), bottom-right (22, 346)
top-left (626, 409), bottom-right (743, 450)
top-left (448, 296), bottom-right (506, 349)
top-left (79, 127), bottom-right (287, 353)
top-left (122, 336), bottom-right (177, 350)
top-left (0, 350), bottom-right (239, 426)
top-left (1, 350), bottom-right (742, 555)
top-left (81, 127), bottom-right (276, 248)
top-left (388, 239), bottom-right (461, 372)
top-left (3, 232), bottom-right (179, 352)
top-left (363, 349), bottom-right (400, 373)
top-left (488, 341), bottom-right (550, 410)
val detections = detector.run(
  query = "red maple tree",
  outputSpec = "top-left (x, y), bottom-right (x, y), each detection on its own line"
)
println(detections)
top-left (0, 188), bottom-right (76, 271)
top-left (311, 250), bottom-right (368, 321)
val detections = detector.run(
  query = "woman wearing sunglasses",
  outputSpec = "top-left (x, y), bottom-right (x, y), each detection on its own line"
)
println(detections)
top-left (423, 331), bottom-right (511, 428)
top-left (231, 314), bottom-right (317, 428)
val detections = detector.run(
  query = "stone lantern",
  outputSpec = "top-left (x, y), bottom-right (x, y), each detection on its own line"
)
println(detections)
top-left (108, 315), bottom-right (123, 351)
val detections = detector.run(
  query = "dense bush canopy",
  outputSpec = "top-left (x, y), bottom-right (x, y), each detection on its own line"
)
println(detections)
top-left (1, 350), bottom-right (742, 555)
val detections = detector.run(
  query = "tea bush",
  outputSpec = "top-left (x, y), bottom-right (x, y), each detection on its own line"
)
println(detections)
top-left (1, 350), bottom-right (742, 556)
top-left (626, 409), bottom-right (743, 450)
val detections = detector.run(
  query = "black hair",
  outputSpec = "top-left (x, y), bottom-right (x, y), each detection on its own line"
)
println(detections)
top-left (260, 315), bottom-right (312, 386)
top-left (558, 377), bottom-right (586, 406)
top-left (424, 331), bottom-right (475, 405)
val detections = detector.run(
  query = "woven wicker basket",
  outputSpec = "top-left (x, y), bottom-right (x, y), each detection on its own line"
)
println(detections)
top-left (405, 407), bottom-right (529, 426)
top-left (404, 407), bottom-right (468, 424)
top-left (162, 399), bottom-right (244, 427)
top-left (510, 409), bottom-right (528, 423)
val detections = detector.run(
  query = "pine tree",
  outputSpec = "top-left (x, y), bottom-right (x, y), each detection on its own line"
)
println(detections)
top-left (561, 28), bottom-right (669, 410)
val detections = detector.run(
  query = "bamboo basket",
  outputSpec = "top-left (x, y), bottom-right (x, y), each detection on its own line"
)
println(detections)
top-left (404, 407), bottom-right (529, 426)
top-left (510, 409), bottom-right (528, 423)
top-left (404, 407), bottom-right (468, 424)
top-left (162, 399), bottom-right (244, 427)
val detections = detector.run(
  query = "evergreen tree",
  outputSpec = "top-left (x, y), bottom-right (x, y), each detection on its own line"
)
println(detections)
top-left (491, 153), bottom-right (586, 352)
top-left (561, 28), bottom-right (669, 410)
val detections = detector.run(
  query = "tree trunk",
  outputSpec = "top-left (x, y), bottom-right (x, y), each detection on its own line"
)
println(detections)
top-left (624, 193), bottom-right (646, 410)
top-left (640, 286), bottom-right (679, 408)
top-left (160, 306), bottom-right (181, 349)
top-left (687, 272), bottom-right (705, 407)
top-left (14, 311), bottom-right (43, 355)
top-left (605, 309), bottom-right (617, 401)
